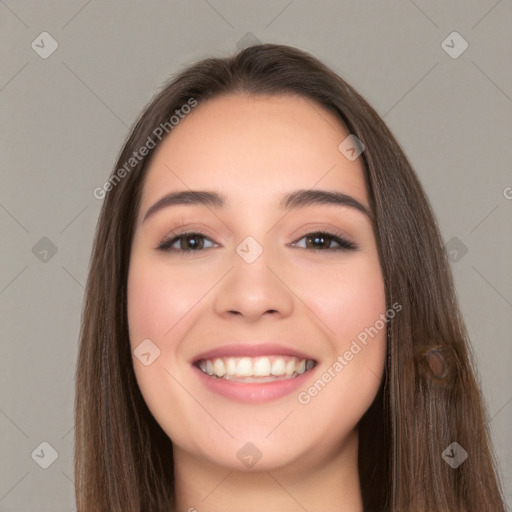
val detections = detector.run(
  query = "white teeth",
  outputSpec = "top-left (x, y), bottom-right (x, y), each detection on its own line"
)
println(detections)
top-left (213, 358), bottom-right (226, 377)
top-left (271, 358), bottom-right (286, 376)
top-left (226, 357), bottom-right (237, 375)
top-left (197, 355), bottom-right (316, 379)
top-left (285, 359), bottom-right (296, 376)
top-left (253, 357), bottom-right (271, 376)
top-left (237, 357), bottom-right (252, 376)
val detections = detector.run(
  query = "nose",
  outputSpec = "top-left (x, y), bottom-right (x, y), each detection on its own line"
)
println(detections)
top-left (213, 247), bottom-right (294, 322)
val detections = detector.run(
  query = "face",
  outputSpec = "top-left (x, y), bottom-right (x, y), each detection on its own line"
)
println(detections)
top-left (127, 93), bottom-right (387, 472)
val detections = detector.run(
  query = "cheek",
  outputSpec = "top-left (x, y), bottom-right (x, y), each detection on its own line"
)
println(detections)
top-left (126, 259), bottom-right (193, 401)
top-left (126, 259), bottom-right (207, 446)
top-left (127, 258), bottom-right (213, 346)
top-left (298, 257), bottom-right (386, 345)
top-left (126, 257), bottom-right (225, 413)
top-left (294, 258), bottom-right (386, 411)
top-left (336, 274), bottom-right (386, 344)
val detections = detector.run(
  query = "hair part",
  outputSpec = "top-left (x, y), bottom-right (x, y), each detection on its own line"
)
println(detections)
top-left (75, 43), bottom-right (506, 511)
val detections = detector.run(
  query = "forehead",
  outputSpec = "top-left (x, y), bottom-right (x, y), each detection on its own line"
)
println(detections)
top-left (139, 93), bottom-right (368, 211)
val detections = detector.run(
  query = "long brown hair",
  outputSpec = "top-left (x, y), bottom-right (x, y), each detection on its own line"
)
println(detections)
top-left (75, 43), bottom-right (506, 511)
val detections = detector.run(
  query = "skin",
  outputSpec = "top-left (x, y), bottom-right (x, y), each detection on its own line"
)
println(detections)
top-left (127, 93), bottom-right (387, 512)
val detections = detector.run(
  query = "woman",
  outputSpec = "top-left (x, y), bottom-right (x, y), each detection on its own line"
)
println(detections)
top-left (75, 44), bottom-right (507, 511)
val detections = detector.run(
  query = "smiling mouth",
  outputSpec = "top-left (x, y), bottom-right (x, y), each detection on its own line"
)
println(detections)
top-left (193, 355), bottom-right (317, 383)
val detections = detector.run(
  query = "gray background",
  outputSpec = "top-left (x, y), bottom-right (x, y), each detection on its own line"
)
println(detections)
top-left (1, 1), bottom-right (511, 510)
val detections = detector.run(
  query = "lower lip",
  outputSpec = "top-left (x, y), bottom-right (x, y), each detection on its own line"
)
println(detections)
top-left (192, 364), bottom-right (317, 403)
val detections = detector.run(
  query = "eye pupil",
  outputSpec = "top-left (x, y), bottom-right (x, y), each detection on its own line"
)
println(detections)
top-left (307, 234), bottom-right (329, 249)
top-left (183, 234), bottom-right (203, 250)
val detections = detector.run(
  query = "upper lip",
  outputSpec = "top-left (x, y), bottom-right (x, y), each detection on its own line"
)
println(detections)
top-left (191, 343), bottom-right (317, 365)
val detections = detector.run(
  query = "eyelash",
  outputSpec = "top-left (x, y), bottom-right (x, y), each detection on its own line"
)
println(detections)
top-left (157, 230), bottom-right (358, 253)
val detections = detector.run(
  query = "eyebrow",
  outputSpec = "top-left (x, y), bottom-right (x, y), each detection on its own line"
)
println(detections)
top-left (142, 189), bottom-right (373, 223)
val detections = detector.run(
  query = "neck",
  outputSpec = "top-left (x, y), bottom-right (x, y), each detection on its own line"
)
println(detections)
top-left (172, 429), bottom-right (363, 512)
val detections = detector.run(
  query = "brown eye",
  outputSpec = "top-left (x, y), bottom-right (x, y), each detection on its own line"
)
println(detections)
top-left (293, 231), bottom-right (356, 251)
top-left (158, 232), bottom-right (217, 252)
